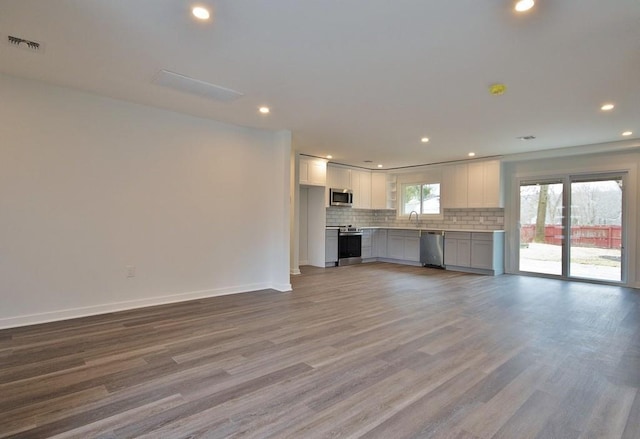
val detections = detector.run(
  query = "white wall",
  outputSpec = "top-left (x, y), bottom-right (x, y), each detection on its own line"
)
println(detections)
top-left (299, 187), bottom-right (309, 265)
top-left (297, 185), bottom-right (326, 267)
top-left (268, 130), bottom-right (292, 291)
top-left (307, 186), bottom-right (327, 267)
top-left (0, 74), bottom-right (291, 328)
top-left (290, 152), bottom-right (300, 275)
top-left (503, 150), bottom-right (639, 288)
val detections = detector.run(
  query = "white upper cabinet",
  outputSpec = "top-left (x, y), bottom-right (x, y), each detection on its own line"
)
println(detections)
top-left (386, 175), bottom-right (397, 210)
top-left (325, 164), bottom-right (393, 210)
top-left (326, 165), bottom-right (352, 190)
top-left (481, 160), bottom-right (502, 207)
top-left (371, 172), bottom-right (387, 209)
top-left (468, 160), bottom-right (502, 208)
top-left (299, 156), bottom-right (327, 186)
top-left (326, 164), bottom-right (352, 207)
top-left (351, 170), bottom-right (361, 206)
top-left (351, 170), bottom-right (371, 209)
top-left (466, 162), bottom-right (484, 208)
top-left (442, 163), bottom-right (468, 209)
top-left (442, 159), bottom-right (503, 208)
top-left (327, 165), bottom-right (372, 209)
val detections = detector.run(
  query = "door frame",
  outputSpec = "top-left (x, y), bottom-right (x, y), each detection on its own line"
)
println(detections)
top-left (508, 163), bottom-right (635, 287)
top-left (517, 177), bottom-right (566, 278)
top-left (567, 172), bottom-right (627, 283)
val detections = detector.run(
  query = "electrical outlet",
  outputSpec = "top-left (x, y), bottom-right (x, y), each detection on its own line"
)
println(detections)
top-left (126, 265), bottom-right (136, 278)
top-left (479, 216), bottom-right (484, 224)
top-left (452, 216), bottom-right (457, 223)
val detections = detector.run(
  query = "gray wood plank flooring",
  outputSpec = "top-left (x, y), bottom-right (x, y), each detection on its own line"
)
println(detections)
top-left (1, 263), bottom-right (638, 438)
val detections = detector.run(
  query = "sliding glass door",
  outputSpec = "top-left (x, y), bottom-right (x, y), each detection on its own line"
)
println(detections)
top-left (569, 177), bottom-right (622, 282)
top-left (519, 181), bottom-right (564, 276)
top-left (518, 174), bottom-right (624, 283)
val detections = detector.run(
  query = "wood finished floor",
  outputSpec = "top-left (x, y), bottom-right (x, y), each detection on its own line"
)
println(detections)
top-left (1, 263), bottom-right (639, 439)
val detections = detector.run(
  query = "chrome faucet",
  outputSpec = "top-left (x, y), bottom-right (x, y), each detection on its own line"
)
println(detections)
top-left (409, 210), bottom-right (419, 227)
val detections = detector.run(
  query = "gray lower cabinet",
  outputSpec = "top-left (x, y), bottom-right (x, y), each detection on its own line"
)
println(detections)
top-left (404, 234), bottom-right (420, 262)
top-left (362, 229), bottom-right (373, 259)
top-left (387, 234), bottom-right (404, 259)
top-left (470, 233), bottom-right (493, 270)
top-left (354, 228), bottom-right (502, 271)
top-left (374, 229), bottom-right (387, 258)
top-left (444, 232), bottom-right (471, 267)
top-left (444, 231), bottom-right (504, 275)
top-left (361, 228), bottom-right (417, 264)
top-left (363, 229), bottom-right (387, 261)
top-left (325, 229), bottom-right (338, 266)
top-left (386, 230), bottom-right (420, 263)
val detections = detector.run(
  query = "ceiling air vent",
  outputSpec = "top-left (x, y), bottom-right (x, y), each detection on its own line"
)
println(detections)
top-left (153, 70), bottom-right (244, 102)
top-left (7, 35), bottom-right (44, 53)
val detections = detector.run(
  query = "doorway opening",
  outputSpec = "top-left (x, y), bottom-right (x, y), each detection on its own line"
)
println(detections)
top-left (518, 174), bottom-right (624, 282)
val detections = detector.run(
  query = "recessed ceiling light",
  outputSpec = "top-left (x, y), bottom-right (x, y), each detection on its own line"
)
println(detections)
top-left (326, 155), bottom-right (333, 159)
top-left (622, 131), bottom-right (633, 136)
top-left (421, 137), bottom-right (429, 143)
top-left (377, 164), bottom-right (383, 168)
top-left (601, 103), bottom-right (615, 111)
top-left (468, 152), bottom-right (476, 157)
top-left (514, 0), bottom-right (535, 12)
top-left (192, 6), bottom-right (210, 20)
top-left (258, 106), bottom-right (270, 114)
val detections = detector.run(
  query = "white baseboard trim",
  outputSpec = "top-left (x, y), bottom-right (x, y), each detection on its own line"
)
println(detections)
top-left (272, 283), bottom-right (293, 292)
top-left (0, 282), bottom-right (284, 329)
top-left (290, 268), bottom-right (301, 275)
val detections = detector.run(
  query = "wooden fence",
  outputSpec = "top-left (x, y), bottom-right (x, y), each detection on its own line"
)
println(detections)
top-left (520, 225), bottom-right (621, 249)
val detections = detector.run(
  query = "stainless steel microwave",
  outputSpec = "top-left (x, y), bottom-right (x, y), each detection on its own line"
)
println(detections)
top-left (330, 188), bottom-right (353, 207)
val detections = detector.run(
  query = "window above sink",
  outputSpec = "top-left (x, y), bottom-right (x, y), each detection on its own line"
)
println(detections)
top-left (401, 182), bottom-right (442, 219)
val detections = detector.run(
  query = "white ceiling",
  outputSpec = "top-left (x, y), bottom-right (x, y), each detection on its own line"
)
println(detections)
top-left (2, 0), bottom-right (639, 168)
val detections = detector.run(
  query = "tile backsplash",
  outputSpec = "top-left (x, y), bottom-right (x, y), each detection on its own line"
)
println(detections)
top-left (326, 207), bottom-right (504, 230)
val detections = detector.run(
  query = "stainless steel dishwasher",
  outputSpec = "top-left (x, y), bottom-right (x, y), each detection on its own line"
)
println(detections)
top-left (420, 231), bottom-right (445, 268)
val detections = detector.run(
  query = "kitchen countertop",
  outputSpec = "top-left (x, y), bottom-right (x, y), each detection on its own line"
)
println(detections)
top-left (326, 226), bottom-right (504, 233)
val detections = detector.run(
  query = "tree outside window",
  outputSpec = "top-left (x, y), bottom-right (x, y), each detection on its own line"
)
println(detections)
top-left (402, 183), bottom-right (440, 215)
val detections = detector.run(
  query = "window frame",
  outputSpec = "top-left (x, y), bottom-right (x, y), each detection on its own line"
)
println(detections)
top-left (399, 180), bottom-right (443, 219)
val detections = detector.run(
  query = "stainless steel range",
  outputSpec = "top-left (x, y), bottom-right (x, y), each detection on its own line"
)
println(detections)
top-left (338, 226), bottom-right (363, 266)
